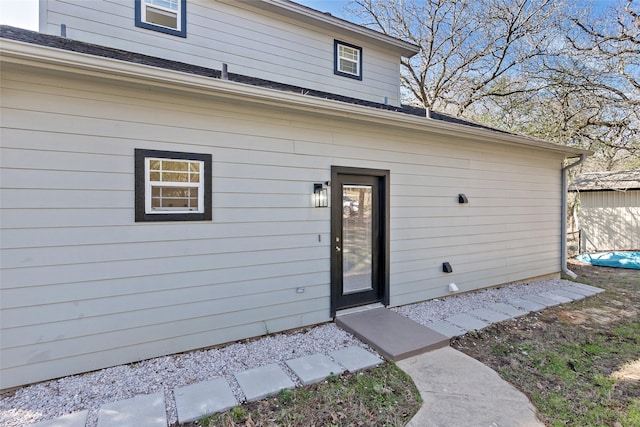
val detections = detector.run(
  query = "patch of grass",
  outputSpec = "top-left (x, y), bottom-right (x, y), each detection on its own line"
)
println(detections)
top-left (619, 399), bottom-right (640, 427)
top-left (230, 406), bottom-right (247, 422)
top-left (453, 261), bottom-right (640, 427)
top-left (277, 388), bottom-right (293, 406)
top-left (196, 414), bottom-right (213, 426)
top-left (186, 362), bottom-right (421, 427)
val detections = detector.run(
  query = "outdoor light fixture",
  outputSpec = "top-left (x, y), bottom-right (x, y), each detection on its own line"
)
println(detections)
top-left (314, 183), bottom-right (328, 208)
top-left (442, 262), bottom-right (453, 273)
top-left (458, 193), bottom-right (469, 204)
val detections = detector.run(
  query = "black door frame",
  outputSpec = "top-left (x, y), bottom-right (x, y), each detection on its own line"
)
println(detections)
top-left (330, 166), bottom-right (390, 316)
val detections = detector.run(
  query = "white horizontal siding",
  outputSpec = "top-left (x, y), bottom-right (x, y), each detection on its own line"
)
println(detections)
top-left (41, 0), bottom-right (402, 105)
top-left (3, 308), bottom-right (329, 388)
top-left (1, 63), bottom-right (566, 389)
top-left (577, 190), bottom-right (640, 251)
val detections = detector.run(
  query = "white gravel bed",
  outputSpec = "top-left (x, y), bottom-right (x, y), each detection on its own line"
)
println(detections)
top-left (0, 324), bottom-right (369, 427)
top-left (1, 278), bottom-right (573, 427)
top-left (393, 278), bottom-right (574, 325)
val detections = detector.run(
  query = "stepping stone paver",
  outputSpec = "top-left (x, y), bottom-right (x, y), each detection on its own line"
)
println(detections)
top-left (425, 321), bottom-right (466, 338)
top-left (520, 294), bottom-right (560, 307)
top-left (468, 307), bottom-right (512, 323)
top-left (562, 283), bottom-right (603, 297)
top-left (28, 411), bottom-right (88, 427)
top-left (330, 346), bottom-right (382, 372)
top-left (550, 288), bottom-right (587, 301)
top-left (174, 378), bottom-right (237, 424)
top-left (569, 282), bottom-right (605, 294)
top-left (97, 392), bottom-right (166, 427)
top-left (445, 313), bottom-right (489, 331)
top-left (234, 363), bottom-right (294, 402)
top-left (508, 297), bottom-right (546, 312)
top-left (488, 302), bottom-right (528, 317)
top-left (286, 354), bottom-right (344, 385)
top-left (539, 291), bottom-right (573, 304)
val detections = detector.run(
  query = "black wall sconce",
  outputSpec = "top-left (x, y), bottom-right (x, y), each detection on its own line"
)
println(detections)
top-left (458, 193), bottom-right (469, 204)
top-left (314, 183), bottom-right (328, 208)
top-left (442, 262), bottom-right (453, 273)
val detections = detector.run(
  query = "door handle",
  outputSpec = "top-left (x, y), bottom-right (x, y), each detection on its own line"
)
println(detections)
top-left (335, 246), bottom-right (341, 252)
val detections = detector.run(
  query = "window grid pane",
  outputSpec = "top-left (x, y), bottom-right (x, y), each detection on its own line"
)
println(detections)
top-left (142, 0), bottom-right (180, 31)
top-left (337, 43), bottom-right (360, 76)
top-left (149, 159), bottom-right (201, 183)
top-left (145, 0), bottom-right (178, 11)
top-left (151, 186), bottom-right (199, 210)
top-left (146, 157), bottom-right (204, 213)
top-left (339, 45), bottom-right (358, 61)
top-left (339, 59), bottom-right (358, 75)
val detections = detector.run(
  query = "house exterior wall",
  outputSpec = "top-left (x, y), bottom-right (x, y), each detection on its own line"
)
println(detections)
top-left (38, 0), bottom-right (404, 106)
top-left (577, 190), bottom-right (640, 252)
top-left (0, 62), bottom-right (567, 389)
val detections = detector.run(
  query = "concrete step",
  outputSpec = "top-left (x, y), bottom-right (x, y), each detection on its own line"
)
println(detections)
top-left (335, 308), bottom-right (449, 361)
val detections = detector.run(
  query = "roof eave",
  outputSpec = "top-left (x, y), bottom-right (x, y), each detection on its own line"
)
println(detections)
top-left (233, 0), bottom-right (420, 57)
top-left (0, 38), bottom-right (589, 157)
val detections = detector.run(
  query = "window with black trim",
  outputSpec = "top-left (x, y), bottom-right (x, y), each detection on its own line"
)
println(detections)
top-left (135, 149), bottom-right (211, 222)
top-left (135, 0), bottom-right (186, 37)
top-left (334, 40), bottom-right (362, 80)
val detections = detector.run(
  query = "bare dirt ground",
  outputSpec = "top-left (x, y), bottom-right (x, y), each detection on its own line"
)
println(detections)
top-left (452, 259), bottom-right (640, 426)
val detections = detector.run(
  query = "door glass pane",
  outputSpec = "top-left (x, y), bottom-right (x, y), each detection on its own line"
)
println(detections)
top-left (342, 185), bottom-right (372, 294)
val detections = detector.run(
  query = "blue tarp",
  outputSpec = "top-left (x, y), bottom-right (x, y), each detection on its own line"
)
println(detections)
top-left (577, 252), bottom-right (640, 270)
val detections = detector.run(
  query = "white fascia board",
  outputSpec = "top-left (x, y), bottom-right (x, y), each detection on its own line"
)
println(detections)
top-left (1, 39), bottom-right (590, 158)
top-left (233, 0), bottom-right (420, 58)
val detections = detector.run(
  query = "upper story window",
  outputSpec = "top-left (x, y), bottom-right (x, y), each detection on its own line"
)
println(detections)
top-left (334, 40), bottom-right (362, 80)
top-left (135, 0), bottom-right (186, 38)
top-left (135, 149), bottom-right (212, 222)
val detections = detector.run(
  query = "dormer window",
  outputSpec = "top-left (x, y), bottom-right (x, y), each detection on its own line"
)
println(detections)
top-left (334, 40), bottom-right (362, 80)
top-left (135, 0), bottom-right (186, 38)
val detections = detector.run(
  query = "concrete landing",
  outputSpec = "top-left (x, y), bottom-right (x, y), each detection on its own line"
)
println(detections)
top-left (335, 308), bottom-right (449, 361)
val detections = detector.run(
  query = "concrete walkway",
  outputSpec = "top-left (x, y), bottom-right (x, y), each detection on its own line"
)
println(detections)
top-left (28, 281), bottom-right (603, 427)
top-left (399, 347), bottom-right (544, 427)
top-left (337, 281), bottom-right (603, 427)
